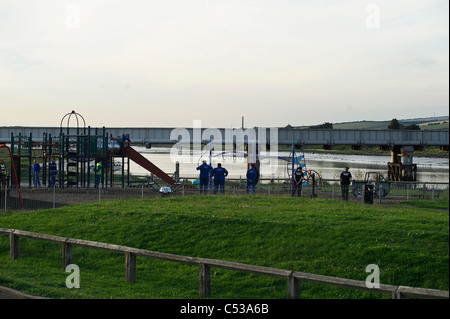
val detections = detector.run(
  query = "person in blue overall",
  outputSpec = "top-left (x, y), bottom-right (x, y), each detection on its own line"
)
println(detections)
top-left (211, 163), bottom-right (228, 194)
top-left (196, 160), bottom-right (212, 194)
top-left (49, 158), bottom-right (58, 187)
top-left (246, 164), bottom-right (257, 194)
top-left (32, 160), bottom-right (41, 187)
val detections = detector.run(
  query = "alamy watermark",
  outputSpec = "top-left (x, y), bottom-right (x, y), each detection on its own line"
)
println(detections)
top-left (365, 264), bottom-right (380, 289)
top-left (63, 261), bottom-right (380, 291)
top-left (169, 120), bottom-right (280, 174)
top-left (366, 4), bottom-right (380, 29)
top-left (65, 264), bottom-right (80, 289)
top-left (66, 4), bottom-right (80, 29)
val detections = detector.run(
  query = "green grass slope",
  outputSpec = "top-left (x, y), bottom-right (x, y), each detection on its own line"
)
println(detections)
top-left (0, 195), bottom-right (448, 299)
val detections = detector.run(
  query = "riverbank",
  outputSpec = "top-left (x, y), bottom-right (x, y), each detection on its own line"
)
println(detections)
top-left (300, 145), bottom-right (449, 158)
top-left (132, 145), bottom-right (449, 184)
top-left (141, 144), bottom-right (449, 158)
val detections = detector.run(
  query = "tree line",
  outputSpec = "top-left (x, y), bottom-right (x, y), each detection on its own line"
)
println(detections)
top-left (388, 118), bottom-right (420, 130)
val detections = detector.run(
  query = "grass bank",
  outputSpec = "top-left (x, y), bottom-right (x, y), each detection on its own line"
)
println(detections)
top-left (0, 195), bottom-right (448, 299)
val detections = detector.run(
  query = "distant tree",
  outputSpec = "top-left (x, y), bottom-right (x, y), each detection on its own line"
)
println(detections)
top-left (309, 122), bottom-right (333, 129)
top-left (388, 119), bottom-right (421, 130)
top-left (403, 124), bottom-right (420, 130)
top-left (388, 118), bottom-right (402, 130)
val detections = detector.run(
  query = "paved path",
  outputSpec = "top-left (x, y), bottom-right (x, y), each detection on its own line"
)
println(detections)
top-left (0, 285), bottom-right (47, 299)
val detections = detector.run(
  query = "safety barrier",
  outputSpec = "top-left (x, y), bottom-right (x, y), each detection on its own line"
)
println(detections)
top-left (0, 228), bottom-right (448, 299)
top-left (1, 180), bottom-right (448, 211)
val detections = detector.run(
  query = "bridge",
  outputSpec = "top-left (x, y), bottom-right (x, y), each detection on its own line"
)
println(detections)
top-left (1, 126), bottom-right (448, 183)
top-left (1, 126), bottom-right (448, 148)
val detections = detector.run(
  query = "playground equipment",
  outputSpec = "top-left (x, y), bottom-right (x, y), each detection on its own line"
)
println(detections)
top-left (256, 141), bottom-right (323, 194)
top-left (284, 142), bottom-right (322, 196)
top-left (9, 111), bottom-right (109, 188)
top-left (6, 112), bottom-right (325, 195)
top-left (0, 144), bottom-right (23, 209)
top-left (7, 111), bottom-right (184, 192)
top-left (123, 146), bottom-right (188, 192)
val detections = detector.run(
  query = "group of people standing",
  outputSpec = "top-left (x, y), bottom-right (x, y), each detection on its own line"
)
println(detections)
top-left (2, 155), bottom-right (353, 200)
top-left (196, 160), bottom-right (258, 195)
top-left (195, 161), bottom-right (353, 201)
top-left (2, 158), bottom-right (103, 188)
top-left (196, 160), bottom-right (308, 197)
top-left (30, 159), bottom-right (58, 187)
top-left (0, 158), bottom-right (58, 187)
top-left (196, 161), bottom-right (232, 195)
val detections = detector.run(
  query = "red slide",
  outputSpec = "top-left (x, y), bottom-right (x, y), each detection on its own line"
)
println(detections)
top-left (123, 146), bottom-right (176, 185)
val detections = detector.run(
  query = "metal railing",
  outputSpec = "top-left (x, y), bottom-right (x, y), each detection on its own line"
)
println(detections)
top-left (1, 180), bottom-right (448, 211)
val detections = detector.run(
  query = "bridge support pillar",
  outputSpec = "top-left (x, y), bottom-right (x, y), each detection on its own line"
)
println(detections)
top-left (388, 145), bottom-right (417, 181)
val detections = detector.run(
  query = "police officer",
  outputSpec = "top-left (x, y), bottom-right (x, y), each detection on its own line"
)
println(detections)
top-left (340, 167), bottom-right (352, 201)
top-left (246, 164), bottom-right (257, 194)
top-left (0, 159), bottom-right (7, 185)
top-left (211, 163), bottom-right (228, 195)
top-left (49, 158), bottom-right (58, 187)
top-left (95, 161), bottom-right (103, 188)
top-left (196, 160), bottom-right (212, 194)
top-left (292, 166), bottom-right (305, 197)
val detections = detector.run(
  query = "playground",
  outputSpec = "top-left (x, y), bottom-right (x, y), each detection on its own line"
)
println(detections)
top-left (1, 111), bottom-right (182, 189)
top-left (0, 111), bottom-right (327, 208)
top-left (1, 111), bottom-right (448, 211)
top-left (0, 111), bottom-right (193, 208)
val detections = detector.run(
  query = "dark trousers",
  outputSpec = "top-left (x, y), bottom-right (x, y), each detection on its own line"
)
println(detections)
top-left (292, 184), bottom-right (302, 197)
top-left (33, 172), bottom-right (41, 187)
top-left (341, 184), bottom-right (350, 201)
top-left (199, 177), bottom-right (209, 194)
top-left (213, 179), bottom-right (225, 194)
top-left (247, 182), bottom-right (256, 194)
top-left (95, 174), bottom-right (101, 188)
top-left (50, 174), bottom-right (56, 187)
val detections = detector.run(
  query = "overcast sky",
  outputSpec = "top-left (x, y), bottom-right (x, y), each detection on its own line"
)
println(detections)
top-left (0, 0), bottom-right (448, 128)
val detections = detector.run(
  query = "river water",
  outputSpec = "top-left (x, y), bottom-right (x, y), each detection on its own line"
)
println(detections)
top-left (126, 146), bottom-right (449, 184)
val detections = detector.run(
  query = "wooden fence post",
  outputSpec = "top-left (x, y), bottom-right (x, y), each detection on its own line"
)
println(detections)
top-left (10, 232), bottom-right (19, 260)
top-left (62, 242), bottom-right (72, 270)
top-left (1, 229), bottom-right (447, 299)
top-left (125, 252), bottom-right (136, 283)
top-left (287, 275), bottom-right (300, 299)
top-left (199, 263), bottom-right (211, 297)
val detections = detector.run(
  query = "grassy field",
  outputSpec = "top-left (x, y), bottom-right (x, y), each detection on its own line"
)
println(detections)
top-left (0, 195), bottom-right (448, 299)
top-left (332, 120), bottom-right (449, 130)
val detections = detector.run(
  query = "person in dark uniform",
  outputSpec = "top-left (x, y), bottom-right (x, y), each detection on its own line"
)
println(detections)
top-left (196, 160), bottom-right (213, 194)
top-left (246, 164), bottom-right (257, 194)
top-left (211, 163), bottom-right (228, 194)
top-left (340, 167), bottom-right (352, 201)
top-left (0, 159), bottom-right (7, 185)
top-left (292, 166), bottom-right (305, 197)
top-left (49, 158), bottom-right (58, 187)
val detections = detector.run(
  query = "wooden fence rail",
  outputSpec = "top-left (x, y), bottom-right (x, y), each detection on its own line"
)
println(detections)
top-left (0, 228), bottom-right (448, 299)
